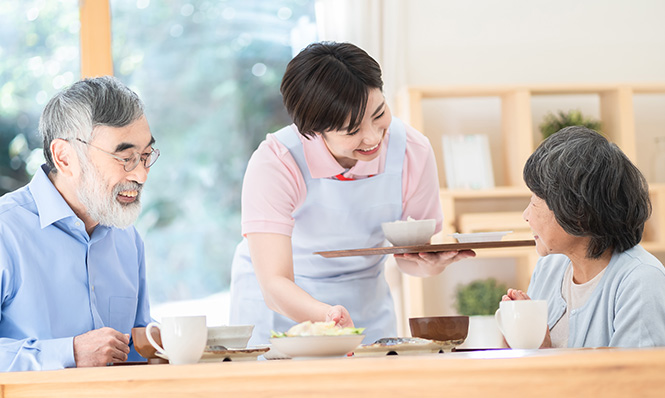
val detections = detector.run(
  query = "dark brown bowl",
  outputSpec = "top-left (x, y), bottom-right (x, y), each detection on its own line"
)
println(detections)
top-left (131, 327), bottom-right (163, 360)
top-left (409, 316), bottom-right (469, 342)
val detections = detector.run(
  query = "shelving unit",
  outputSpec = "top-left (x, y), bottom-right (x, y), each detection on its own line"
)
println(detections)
top-left (395, 83), bottom-right (665, 320)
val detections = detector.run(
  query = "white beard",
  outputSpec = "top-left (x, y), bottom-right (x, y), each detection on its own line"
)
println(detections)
top-left (77, 160), bottom-right (142, 229)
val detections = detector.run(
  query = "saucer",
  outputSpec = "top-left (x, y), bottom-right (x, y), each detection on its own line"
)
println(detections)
top-left (200, 346), bottom-right (270, 362)
top-left (154, 346), bottom-right (269, 363)
top-left (353, 337), bottom-right (464, 357)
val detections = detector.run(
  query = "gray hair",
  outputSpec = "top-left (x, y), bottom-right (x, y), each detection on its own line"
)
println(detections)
top-left (39, 76), bottom-right (145, 172)
top-left (523, 126), bottom-right (651, 258)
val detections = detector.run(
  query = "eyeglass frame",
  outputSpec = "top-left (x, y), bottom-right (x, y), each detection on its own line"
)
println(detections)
top-left (74, 138), bottom-right (160, 172)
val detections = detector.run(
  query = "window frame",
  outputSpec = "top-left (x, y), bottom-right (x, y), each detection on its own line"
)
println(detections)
top-left (80, 0), bottom-right (113, 77)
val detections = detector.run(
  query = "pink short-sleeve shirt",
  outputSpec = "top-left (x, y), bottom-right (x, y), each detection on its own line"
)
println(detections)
top-left (241, 122), bottom-right (443, 237)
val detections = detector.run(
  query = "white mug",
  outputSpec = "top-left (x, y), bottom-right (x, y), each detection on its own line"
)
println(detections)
top-left (495, 300), bottom-right (548, 349)
top-left (146, 315), bottom-right (207, 365)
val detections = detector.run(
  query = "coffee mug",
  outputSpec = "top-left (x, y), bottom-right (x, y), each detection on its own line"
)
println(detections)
top-left (495, 300), bottom-right (547, 349)
top-left (146, 315), bottom-right (207, 365)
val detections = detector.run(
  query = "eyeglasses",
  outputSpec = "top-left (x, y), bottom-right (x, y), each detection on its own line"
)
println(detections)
top-left (75, 138), bottom-right (160, 172)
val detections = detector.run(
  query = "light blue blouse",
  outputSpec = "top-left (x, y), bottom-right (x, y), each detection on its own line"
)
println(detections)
top-left (527, 246), bottom-right (665, 348)
top-left (0, 165), bottom-right (152, 371)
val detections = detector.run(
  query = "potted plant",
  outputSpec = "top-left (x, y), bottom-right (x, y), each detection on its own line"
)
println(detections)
top-left (454, 278), bottom-right (508, 348)
top-left (539, 109), bottom-right (602, 140)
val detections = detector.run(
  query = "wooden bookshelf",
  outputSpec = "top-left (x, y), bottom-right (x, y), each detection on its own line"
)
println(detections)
top-left (395, 83), bottom-right (665, 320)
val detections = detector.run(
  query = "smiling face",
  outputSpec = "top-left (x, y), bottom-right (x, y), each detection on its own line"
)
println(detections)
top-left (320, 88), bottom-right (391, 169)
top-left (76, 116), bottom-right (154, 229)
top-left (522, 194), bottom-right (583, 257)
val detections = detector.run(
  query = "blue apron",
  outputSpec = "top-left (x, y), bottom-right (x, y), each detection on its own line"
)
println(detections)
top-left (230, 118), bottom-right (406, 345)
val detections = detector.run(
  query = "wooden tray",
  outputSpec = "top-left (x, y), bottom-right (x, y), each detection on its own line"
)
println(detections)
top-left (314, 240), bottom-right (535, 258)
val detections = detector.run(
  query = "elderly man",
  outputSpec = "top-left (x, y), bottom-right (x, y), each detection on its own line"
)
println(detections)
top-left (0, 76), bottom-right (158, 371)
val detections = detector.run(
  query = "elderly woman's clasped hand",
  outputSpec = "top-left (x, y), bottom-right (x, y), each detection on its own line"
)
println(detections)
top-left (502, 288), bottom-right (529, 302)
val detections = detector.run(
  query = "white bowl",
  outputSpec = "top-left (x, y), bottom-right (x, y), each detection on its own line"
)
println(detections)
top-left (451, 231), bottom-right (513, 243)
top-left (268, 335), bottom-right (364, 358)
top-left (207, 325), bottom-right (254, 349)
top-left (381, 219), bottom-right (436, 246)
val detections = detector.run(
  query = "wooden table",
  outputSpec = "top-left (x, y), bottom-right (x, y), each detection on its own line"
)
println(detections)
top-left (1, 348), bottom-right (664, 397)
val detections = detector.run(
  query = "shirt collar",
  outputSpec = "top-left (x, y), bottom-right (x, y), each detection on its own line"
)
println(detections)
top-left (301, 129), bottom-right (389, 179)
top-left (29, 164), bottom-right (79, 229)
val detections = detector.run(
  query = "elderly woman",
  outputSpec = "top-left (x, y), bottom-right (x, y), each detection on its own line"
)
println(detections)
top-left (503, 126), bottom-right (665, 348)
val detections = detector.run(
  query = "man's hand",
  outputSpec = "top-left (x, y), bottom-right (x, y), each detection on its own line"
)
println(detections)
top-left (73, 327), bottom-right (130, 367)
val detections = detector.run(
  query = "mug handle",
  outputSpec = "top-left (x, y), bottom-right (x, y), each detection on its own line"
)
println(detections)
top-left (494, 308), bottom-right (505, 336)
top-left (146, 322), bottom-right (167, 358)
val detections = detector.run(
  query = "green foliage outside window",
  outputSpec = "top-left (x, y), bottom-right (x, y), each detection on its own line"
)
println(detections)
top-left (0, 0), bottom-right (317, 306)
top-left (110, 0), bottom-right (317, 304)
top-left (0, 0), bottom-right (79, 194)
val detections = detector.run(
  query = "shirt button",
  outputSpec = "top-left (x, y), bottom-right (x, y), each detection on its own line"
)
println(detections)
top-left (91, 285), bottom-right (95, 291)
top-left (75, 222), bottom-right (81, 226)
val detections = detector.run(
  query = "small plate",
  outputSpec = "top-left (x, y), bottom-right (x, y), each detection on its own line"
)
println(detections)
top-left (268, 335), bottom-right (364, 358)
top-left (451, 231), bottom-right (513, 243)
top-left (155, 346), bottom-right (269, 363)
top-left (353, 337), bottom-right (464, 357)
top-left (200, 346), bottom-right (269, 362)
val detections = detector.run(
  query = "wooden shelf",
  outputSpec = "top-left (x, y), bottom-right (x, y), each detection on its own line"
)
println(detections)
top-left (396, 84), bottom-right (665, 187)
top-left (442, 186), bottom-right (531, 198)
top-left (394, 83), bottom-right (665, 322)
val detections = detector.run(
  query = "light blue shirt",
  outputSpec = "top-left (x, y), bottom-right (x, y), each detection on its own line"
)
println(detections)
top-left (0, 165), bottom-right (151, 371)
top-left (527, 246), bottom-right (665, 348)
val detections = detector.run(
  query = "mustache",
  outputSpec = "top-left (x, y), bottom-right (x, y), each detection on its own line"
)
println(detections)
top-left (113, 181), bottom-right (143, 195)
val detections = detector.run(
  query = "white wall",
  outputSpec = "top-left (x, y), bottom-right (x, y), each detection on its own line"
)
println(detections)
top-left (401, 0), bottom-right (665, 178)
top-left (403, 0), bottom-right (665, 85)
top-left (395, 0), bottom-right (665, 315)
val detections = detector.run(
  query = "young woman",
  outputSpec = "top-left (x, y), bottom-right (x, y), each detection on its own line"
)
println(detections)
top-left (230, 42), bottom-right (474, 345)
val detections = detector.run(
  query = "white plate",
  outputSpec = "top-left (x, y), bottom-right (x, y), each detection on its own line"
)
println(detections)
top-left (353, 337), bottom-right (462, 357)
top-left (254, 344), bottom-right (292, 360)
top-left (268, 335), bottom-right (364, 358)
top-left (451, 231), bottom-right (513, 243)
top-left (155, 346), bottom-right (269, 363)
top-left (200, 346), bottom-right (269, 362)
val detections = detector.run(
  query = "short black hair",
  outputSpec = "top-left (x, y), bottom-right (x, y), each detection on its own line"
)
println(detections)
top-left (280, 41), bottom-right (383, 138)
top-left (523, 126), bottom-right (651, 258)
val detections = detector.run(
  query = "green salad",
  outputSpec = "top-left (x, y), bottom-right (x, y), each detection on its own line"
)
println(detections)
top-left (271, 321), bottom-right (365, 338)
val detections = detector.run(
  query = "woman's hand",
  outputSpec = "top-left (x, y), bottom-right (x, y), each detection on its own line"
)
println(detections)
top-left (394, 250), bottom-right (476, 277)
top-left (248, 233), bottom-right (355, 326)
top-left (501, 288), bottom-right (552, 348)
top-left (325, 305), bottom-right (354, 328)
top-left (502, 288), bottom-right (530, 301)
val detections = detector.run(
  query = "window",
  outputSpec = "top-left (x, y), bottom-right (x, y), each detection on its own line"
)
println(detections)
top-left (0, 0), bottom-right (79, 194)
top-left (1, 0), bottom-right (317, 323)
top-left (110, 0), bottom-right (317, 321)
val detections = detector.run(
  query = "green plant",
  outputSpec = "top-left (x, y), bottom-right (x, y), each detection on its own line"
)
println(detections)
top-left (455, 278), bottom-right (507, 316)
top-left (539, 109), bottom-right (602, 139)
